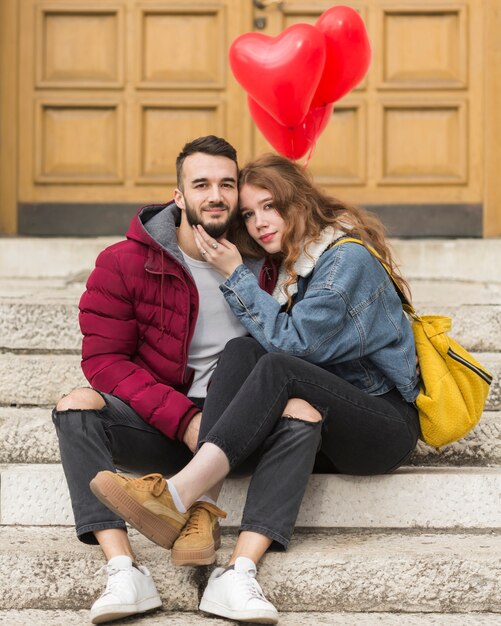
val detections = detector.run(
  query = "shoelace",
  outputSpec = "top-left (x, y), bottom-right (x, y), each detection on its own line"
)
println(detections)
top-left (129, 473), bottom-right (165, 496)
top-left (180, 506), bottom-right (207, 537)
top-left (180, 502), bottom-right (228, 538)
top-left (94, 564), bottom-right (133, 598)
top-left (233, 570), bottom-right (267, 602)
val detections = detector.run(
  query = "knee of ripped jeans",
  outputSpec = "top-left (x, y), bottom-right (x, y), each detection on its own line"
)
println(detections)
top-left (282, 398), bottom-right (322, 423)
top-left (55, 387), bottom-right (105, 412)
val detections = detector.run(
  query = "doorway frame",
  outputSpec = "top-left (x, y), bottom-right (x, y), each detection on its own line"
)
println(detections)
top-left (0, 0), bottom-right (19, 235)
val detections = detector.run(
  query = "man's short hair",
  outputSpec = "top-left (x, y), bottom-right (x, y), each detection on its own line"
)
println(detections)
top-left (176, 135), bottom-right (238, 190)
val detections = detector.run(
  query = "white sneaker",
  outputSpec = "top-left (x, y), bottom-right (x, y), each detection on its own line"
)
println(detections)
top-left (90, 555), bottom-right (162, 624)
top-left (199, 556), bottom-right (279, 624)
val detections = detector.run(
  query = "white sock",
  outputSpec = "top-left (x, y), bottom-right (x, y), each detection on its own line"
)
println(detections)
top-left (107, 555), bottom-right (132, 566)
top-left (196, 494), bottom-right (218, 506)
top-left (166, 479), bottom-right (187, 513)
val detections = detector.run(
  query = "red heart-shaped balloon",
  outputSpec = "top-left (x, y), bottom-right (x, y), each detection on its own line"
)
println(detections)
top-left (249, 96), bottom-right (333, 160)
top-left (312, 6), bottom-right (371, 107)
top-left (230, 24), bottom-right (326, 128)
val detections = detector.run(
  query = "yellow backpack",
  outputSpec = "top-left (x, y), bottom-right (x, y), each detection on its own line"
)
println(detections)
top-left (333, 238), bottom-right (493, 448)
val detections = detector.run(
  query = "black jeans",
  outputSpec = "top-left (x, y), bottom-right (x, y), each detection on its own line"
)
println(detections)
top-left (52, 341), bottom-right (322, 547)
top-left (53, 337), bottom-right (418, 548)
top-left (198, 337), bottom-right (420, 545)
top-left (52, 393), bottom-right (197, 544)
top-left (201, 337), bottom-right (420, 475)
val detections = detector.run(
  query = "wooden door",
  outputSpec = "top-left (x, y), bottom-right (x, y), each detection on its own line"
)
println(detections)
top-left (1, 0), bottom-right (501, 236)
top-left (250, 0), bottom-right (493, 237)
top-left (14, 0), bottom-right (251, 234)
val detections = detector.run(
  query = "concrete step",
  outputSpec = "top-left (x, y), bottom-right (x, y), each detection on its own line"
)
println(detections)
top-left (2, 464), bottom-right (500, 529)
top-left (1, 527), bottom-right (499, 612)
top-left (0, 354), bottom-right (86, 405)
top-left (2, 611), bottom-right (501, 626)
top-left (410, 279), bottom-right (501, 306)
top-left (1, 351), bottom-right (499, 409)
top-left (2, 310), bottom-right (500, 357)
top-left (2, 238), bottom-right (501, 281)
top-left (0, 279), bottom-right (501, 352)
top-left (2, 407), bottom-right (500, 467)
top-left (0, 279), bottom-right (83, 352)
top-left (0, 237), bottom-right (119, 279)
top-left (410, 412), bottom-right (501, 466)
top-left (390, 239), bottom-right (501, 283)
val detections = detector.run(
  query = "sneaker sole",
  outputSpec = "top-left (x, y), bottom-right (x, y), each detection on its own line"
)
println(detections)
top-left (199, 597), bottom-right (279, 624)
top-left (171, 528), bottom-right (221, 566)
top-left (89, 473), bottom-right (182, 549)
top-left (90, 595), bottom-right (162, 624)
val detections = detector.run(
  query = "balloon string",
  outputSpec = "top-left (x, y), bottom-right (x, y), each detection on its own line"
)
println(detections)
top-left (304, 140), bottom-right (316, 168)
top-left (303, 104), bottom-right (323, 168)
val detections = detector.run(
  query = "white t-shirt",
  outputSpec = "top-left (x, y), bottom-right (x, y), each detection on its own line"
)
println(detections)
top-left (181, 251), bottom-right (247, 398)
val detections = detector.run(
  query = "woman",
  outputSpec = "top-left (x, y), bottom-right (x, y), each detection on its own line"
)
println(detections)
top-left (91, 154), bottom-right (420, 624)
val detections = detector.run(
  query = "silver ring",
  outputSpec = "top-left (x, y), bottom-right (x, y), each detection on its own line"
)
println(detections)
top-left (201, 250), bottom-right (207, 256)
top-left (211, 242), bottom-right (218, 249)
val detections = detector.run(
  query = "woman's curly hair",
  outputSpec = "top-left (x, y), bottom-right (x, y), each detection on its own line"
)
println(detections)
top-left (232, 153), bottom-right (411, 309)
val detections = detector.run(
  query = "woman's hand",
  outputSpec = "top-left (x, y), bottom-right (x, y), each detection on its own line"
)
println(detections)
top-left (192, 225), bottom-right (243, 279)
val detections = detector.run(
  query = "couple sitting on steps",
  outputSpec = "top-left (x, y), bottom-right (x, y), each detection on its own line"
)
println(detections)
top-left (53, 135), bottom-right (420, 625)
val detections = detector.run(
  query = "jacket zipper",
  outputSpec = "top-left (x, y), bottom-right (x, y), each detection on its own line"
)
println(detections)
top-left (146, 256), bottom-right (198, 386)
top-left (447, 348), bottom-right (493, 385)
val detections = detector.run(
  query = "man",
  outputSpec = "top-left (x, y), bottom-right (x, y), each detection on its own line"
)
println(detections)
top-left (53, 136), bottom-right (253, 624)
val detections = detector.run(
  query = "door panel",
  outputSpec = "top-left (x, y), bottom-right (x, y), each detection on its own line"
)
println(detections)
top-left (36, 6), bottom-right (125, 88)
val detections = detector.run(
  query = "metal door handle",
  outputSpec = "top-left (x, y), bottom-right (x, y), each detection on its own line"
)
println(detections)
top-left (253, 0), bottom-right (284, 10)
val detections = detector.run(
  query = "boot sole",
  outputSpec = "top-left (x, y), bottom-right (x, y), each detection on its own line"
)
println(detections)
top-left (199, 597), bottom-right (279, 624)
top-left (89, 473), bottom-right (182, 549)
top-left (171, 528), bottom-right (221, 566)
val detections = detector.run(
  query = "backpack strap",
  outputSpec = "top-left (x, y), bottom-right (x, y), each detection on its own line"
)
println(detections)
top-left (329, 237), bottom-right (417, 317)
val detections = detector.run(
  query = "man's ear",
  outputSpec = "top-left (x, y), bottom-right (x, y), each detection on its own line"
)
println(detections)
top-left (174, 188), bottom-right (185, 209)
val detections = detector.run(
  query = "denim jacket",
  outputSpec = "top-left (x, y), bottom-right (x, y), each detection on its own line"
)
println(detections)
top-left (220, 240), bottom-right (420, 402)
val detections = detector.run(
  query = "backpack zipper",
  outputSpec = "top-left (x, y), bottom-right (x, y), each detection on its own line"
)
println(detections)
top-left (447, 348), bottom-right (493, 385)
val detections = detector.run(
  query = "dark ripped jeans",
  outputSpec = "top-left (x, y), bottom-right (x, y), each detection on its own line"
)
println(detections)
top-left (53, 337), bottom-right (419, 548)
top-left (198, 337), bottom-right (420, 546)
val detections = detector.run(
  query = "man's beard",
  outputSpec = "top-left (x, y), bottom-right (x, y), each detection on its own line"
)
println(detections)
top-left (185, 201), bottom-right (236, 239)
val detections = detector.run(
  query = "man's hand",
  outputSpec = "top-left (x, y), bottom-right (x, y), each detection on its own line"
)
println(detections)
top-left (183, 411), bottom-right (202, 453)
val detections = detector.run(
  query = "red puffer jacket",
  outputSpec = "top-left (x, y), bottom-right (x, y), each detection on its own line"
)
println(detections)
top-left (79, 203), bottom-right (200, 441)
